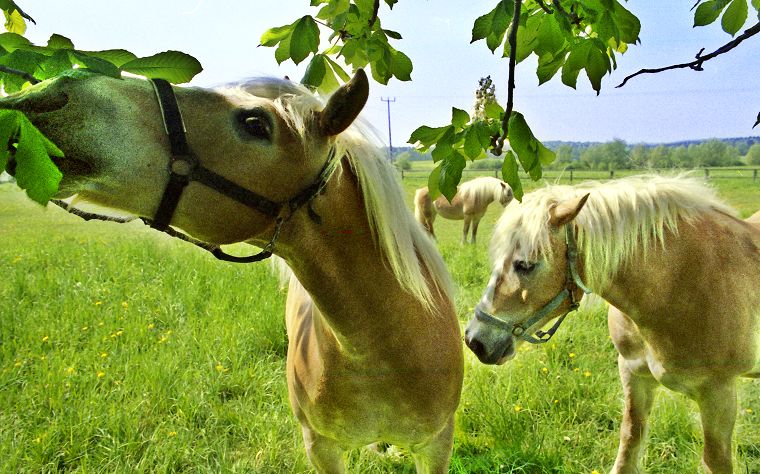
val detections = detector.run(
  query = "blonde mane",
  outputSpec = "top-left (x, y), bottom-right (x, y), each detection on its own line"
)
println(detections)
top-left (459, 176), bottom-right (507, 203)
top-left (490, 174), bottom-right (737, 290)
top-left (224, 78), bottom-right (453, 308)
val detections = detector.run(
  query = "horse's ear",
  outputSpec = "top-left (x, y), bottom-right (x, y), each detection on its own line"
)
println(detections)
top-left (549, 193), bottom-right (589, 228)
top-left (316, 69), bottom-right (369, 137)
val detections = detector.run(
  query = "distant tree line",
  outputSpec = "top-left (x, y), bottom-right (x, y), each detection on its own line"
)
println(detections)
top-left (389, 137), bottom-right (760, 172)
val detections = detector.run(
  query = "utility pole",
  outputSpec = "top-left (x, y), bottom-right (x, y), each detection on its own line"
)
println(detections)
top-left (380, 97), bottom-right (395, 162)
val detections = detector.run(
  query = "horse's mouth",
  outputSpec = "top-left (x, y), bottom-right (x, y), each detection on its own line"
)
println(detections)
top-left (5, 139), bottom-right (94, 181)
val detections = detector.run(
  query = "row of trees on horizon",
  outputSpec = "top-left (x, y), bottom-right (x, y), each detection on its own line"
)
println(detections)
top-left (395, 137), bottom-right (760, 171)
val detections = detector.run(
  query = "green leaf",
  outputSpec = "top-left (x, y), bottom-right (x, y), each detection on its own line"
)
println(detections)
top-left (47, 34), bottom-right (74, 49)
top-left (536, 14), bottom-right (565, 55)
top-left (501, 150), bottom-right (523, 201)
top-left (69, 51), bottom-right (121, 78)
top-left (390, 48), bottom-right (412, 81)
top-left (722, 0), bottom-right (748, 35)
top-left (484, 101), bottom-right (504, 120)
top-left (0, 110), bottom-right (63, 205)
top-left (694, 0), bottom-right (730, 26)
top-left (536, 50), bottom-right (567, 85)
top-left (324, 55), bottom-right (351, 82)
top-left (290, 16), bottom-right (320, 65)
top-left (438, 150), bottom-right (466, 202)
top-left (301, 53), bottom-right (327, 88)
top-left (121, 51), bottom-right (202, 83)
top-left (427, 163), bottom-right (443, 200)
top-left (561, 40), bottom-right (591, 89)
top-left (0, 32), bottom-right (30, 52)
top-left (463, 126), bottom-right (484, 159)
top-left (472, 1), bottom-right (513, 53)
top-left (430, 127), bottom-right (457, 162)
top-left (383, 29), bottom-right (402, 40)
top-left (611, 1), bottom-right (641, 43)
top-left (451, 107), bottom-right (470, 129)
top-left (83, 49), bottom-right (137, 67)
top-left (4, 9), bottom-right (25, 35)
top-left (408, 124), bottom-right (452, 150)
top-left (38, 49), bottom-right (73, 80)
top-left (260, 24), bottom-right (292, 47)
top-left (508, 112), bottom-right (552, 180)
top-left (585, 43), bottom-right (610, 94)
top-left (316, 0), bottom-right (350, 20)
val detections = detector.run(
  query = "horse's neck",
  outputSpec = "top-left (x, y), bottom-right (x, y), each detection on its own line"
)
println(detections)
top-left (597, 211), bottom-right (760, 322)
top-left (274, 169), bottom-right (440, 339)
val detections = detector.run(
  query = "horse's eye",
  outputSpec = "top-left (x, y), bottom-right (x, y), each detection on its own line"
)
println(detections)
top-left (513, 260), bottom-right (537, 275)
top-left (240, 112), bottom-right (271, 140)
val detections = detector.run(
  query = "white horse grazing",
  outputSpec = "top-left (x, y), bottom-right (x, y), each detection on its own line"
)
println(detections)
top-left (414, 176), bottom-right (513, 243)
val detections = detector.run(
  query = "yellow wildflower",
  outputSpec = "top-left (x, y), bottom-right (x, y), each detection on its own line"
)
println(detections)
top-left (513, 405), bottom-right (522, 412)
top-left (100, 352), bottom-right (108, 358)
top-left (147, 323), bottom-right (155, 329)
top-left (121, 301), bottom-right (128, 309)
top-left (42, 336), bottom-right (49, 343)
top-left (541, 367), bottom-right (549, 374)
top-left (746, 408), bottom-right (753, 414)
top-left (583, 370), bottom-right (592, 377)
top-left (94, 301), bottom-right (102, 306)
top-left (168, 431), bottom-right (177, 437)
top-left (569, 352), bottom-right (576, 358)
top-left (97, 371), bottom-right (105, 378)
top-left (65, 367), bottom-right (75, 375)
top-left (215, 363), bottom-right (229, 373)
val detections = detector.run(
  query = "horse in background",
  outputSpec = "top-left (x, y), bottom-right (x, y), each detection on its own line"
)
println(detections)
top-left (464, 175), bottom-right (760, 473)
top-left (2, 70), bottom-right (463, 473)
top-left (414, 176), bottom-right (513, 243)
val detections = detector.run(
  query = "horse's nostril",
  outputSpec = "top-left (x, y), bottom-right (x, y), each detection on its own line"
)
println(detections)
top-left (465, 337), bottom-right (485, 358)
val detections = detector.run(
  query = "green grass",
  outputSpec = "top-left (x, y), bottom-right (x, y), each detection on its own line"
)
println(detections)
top-left (2, 171), bottom-right (760, 473)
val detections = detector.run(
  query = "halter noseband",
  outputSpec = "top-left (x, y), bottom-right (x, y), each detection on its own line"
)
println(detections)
top-left (54, 78), bottom-right (338, 263)
top-left (474, 224), bottom-right (592, 344)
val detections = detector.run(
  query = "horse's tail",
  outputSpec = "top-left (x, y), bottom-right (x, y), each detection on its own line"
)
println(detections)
top-left (414, 187), bottom-right (435, 236)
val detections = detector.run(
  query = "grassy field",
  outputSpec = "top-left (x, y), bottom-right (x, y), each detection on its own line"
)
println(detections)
top-left (2, 170), bottom-right (760, 473)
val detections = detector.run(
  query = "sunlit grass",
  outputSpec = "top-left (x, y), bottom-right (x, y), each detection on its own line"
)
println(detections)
top-left (2, 170), bottom-right (760, 472)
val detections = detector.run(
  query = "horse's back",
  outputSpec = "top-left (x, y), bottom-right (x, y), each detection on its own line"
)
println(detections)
top-left (746, 209), bottom-right (760, 230)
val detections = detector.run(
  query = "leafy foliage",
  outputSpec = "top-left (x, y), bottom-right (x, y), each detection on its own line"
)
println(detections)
top-left (0, 5), bottom-right (203, 204)
top-left (260, 0), bottom-right (413, 88)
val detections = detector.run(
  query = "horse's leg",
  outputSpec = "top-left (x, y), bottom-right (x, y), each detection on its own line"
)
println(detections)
top-left (611, 354), bottom-right (659, 474)
top-left (695, 381), bottom-right (737, 474)
top-left (411, 416), bottom-right (455, 474)
top-left (471, 216), bottom-right (482, 244)
top-left (462, 215), bottom-right (472, 244)
top-left (301, 426), bottom-right (346, 474)
top-left (608, 306), bottom-right (659, 474)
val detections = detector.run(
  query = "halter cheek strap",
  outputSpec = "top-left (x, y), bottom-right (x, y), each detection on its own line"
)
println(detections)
top-left (474, 224), bottom-right (592, 344)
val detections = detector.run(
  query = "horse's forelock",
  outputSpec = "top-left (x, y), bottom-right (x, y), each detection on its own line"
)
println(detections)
top-left (491, 174), bottom-right (736, 289)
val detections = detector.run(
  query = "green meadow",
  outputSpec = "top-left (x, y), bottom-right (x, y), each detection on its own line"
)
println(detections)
top-left (2, 169), bottom-right (760, 473)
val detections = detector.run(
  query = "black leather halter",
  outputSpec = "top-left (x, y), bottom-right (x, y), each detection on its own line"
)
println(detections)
top-left (53, 78), bottom-right (338, 263)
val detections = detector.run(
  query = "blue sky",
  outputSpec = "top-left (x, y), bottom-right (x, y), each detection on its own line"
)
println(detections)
top-left (21, 1), bottom-right (760, 145)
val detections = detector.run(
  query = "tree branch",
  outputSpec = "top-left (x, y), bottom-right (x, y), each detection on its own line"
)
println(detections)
top-left (552, 0), bottom-right (582, 28)
top-left (493, 0), bottom-right (523, 156)
top-left (535, 0), bottom-right (553, 14)
top-left (0, 65), bottom-right (40, 85)
top-left (616, 21), bottom-right (760, 88)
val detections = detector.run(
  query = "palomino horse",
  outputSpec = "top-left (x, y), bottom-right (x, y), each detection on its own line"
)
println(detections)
top-left (414, 176), bottom-right (513, 243)
top-left (464, 175), bottom-right (760, 474)
top-left (1, 70), bottom-right (463, 473)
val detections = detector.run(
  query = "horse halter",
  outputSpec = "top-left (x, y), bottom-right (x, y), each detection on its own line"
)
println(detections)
top-left (55, 78), bottom-right (338, 263)
top-left (474, 224), bottom-right (592, 344)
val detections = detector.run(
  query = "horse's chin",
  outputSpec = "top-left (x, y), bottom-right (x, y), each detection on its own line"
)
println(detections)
top-left (495, 345), bottom-right (517, 365)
